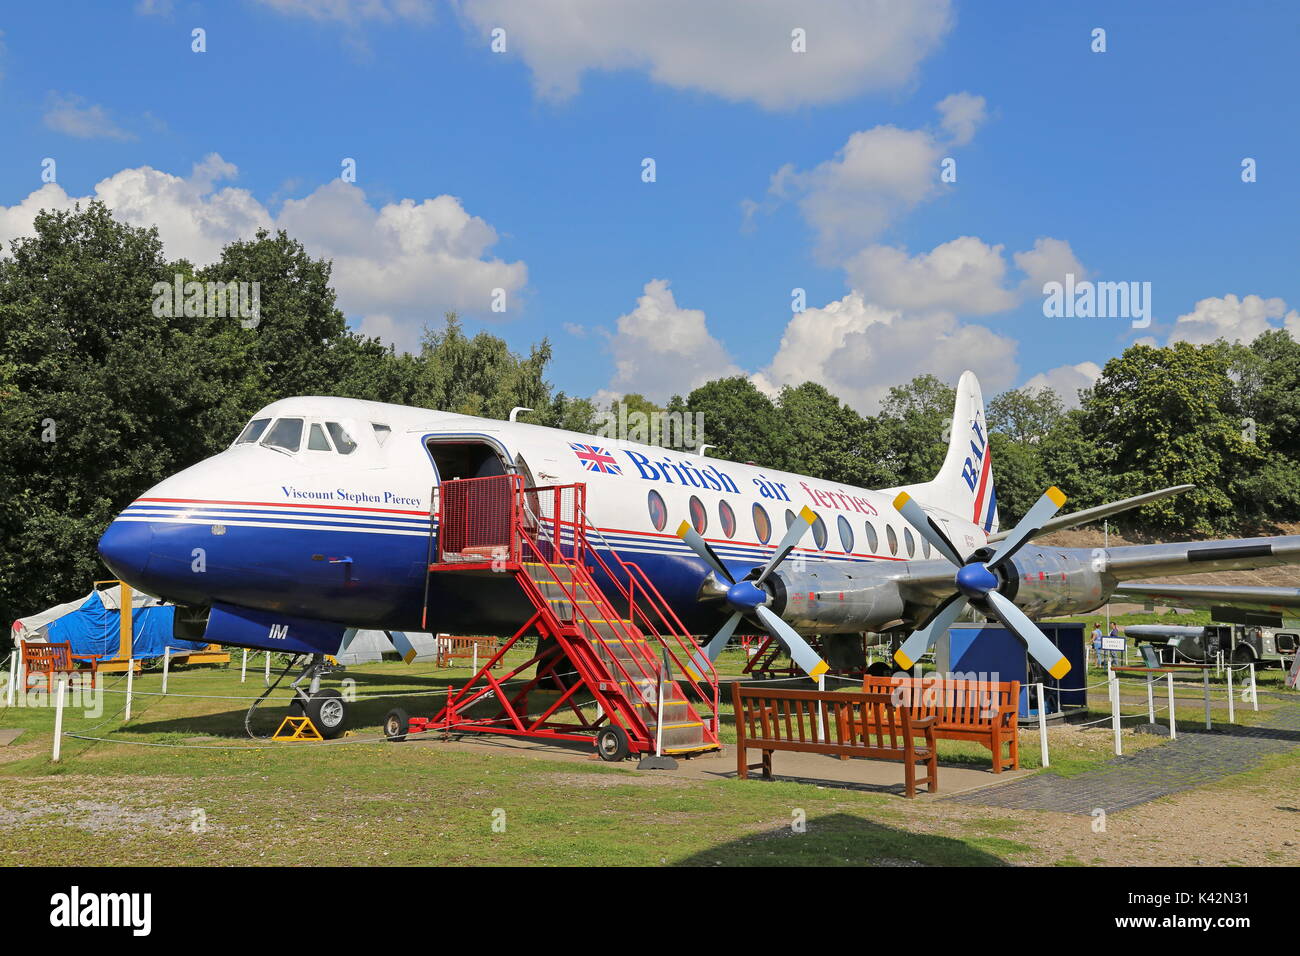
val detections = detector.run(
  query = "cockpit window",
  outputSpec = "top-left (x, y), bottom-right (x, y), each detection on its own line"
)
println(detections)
top-left (326, 422), bottom-right (357, 455)
top-left (236, 418), bottom-right (271, 445)
top-left (308, 423), bottom-right (332, 451)
top-left (263, 418), bottom-right (304, 452)
top-left (372, 423), bottom-right (391, 446)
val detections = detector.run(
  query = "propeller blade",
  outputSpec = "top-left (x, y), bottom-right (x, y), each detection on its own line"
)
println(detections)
top-left (984, 486), bottom-right (1067, 568)
top-left (893, 594), bottom-right (968, 670)
top-left (755, 505), bottom-right (817, 585)
top-left (686, 611), bottom-right (742, 680)
top-left (754, 604), bottom-right (829, 681)
top-left (893, 492), bottom-right (963, 566)
top-left (676, 521), bottom-right (735, 585)
top-left (984, 591), bottom-right (1071, 679)
top-left (387, 630), bottom-right (419, 665)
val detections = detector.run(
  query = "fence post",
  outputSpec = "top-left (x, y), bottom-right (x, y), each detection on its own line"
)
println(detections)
top-left (1203, 667), bottom-right (1211, 730)
top-left (1247, 663), bottom-right (1258, 712)
top-left (1226, 663), bottom-right (1235, 724)
top-left (1146, 675), bottom-right (1155, 724)
top-left (264, 651), bottom-right (271, 685)
top-left (1110, 671), bottom-right (1122, 755)
top-left (162, 646), bottom-right (172, 695)
top-left (124, 662), bottom-right (134, 722)
top-left (1166, 672), bottom-right (1176, 739)
top-left (6, 649), bottom-right (15, 707)
top-left (1036, 682), bottom-right (1049, 768)
top-left (240, 648), bottom-right (248, 683)
top-left (815, 675), bottom-right (825, 742)
top-left (52, 677), bottom-right (67, 763)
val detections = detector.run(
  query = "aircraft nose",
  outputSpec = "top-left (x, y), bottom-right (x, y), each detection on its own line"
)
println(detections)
top-left (97, 519), bottom-right (153, 583)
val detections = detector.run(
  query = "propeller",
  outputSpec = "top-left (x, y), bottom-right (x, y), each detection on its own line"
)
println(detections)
top-left (677, 506), bottom-right (830, 681)
top-left (891, 488), bottom-right (1072, 680)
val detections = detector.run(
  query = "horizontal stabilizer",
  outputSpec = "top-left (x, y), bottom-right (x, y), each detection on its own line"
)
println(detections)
top-left (987, 484), bottom-right (1194, 542)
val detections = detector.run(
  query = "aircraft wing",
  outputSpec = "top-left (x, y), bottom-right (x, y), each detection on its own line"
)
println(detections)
top-left (1109, 583), bottom-right (1300, 614)
top-left (1101, 534), bottom-right (1300, 579)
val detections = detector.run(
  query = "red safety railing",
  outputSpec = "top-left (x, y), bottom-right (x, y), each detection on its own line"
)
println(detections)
top-left (429, 473), bottom-right (720, 742)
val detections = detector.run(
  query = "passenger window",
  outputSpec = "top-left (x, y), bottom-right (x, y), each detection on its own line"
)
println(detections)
top-left (308, 423), bottom-right (332, 451)
top-left (263, 418), bottom-right (304, 453)
top-left (886, 525), bottom-right (898, 556)
top-left (865, 521), bottom-right (879, 554)
top-left (236, 418), bottom-right (271, 444)
top-left (904, 527), bottom-right (916, 558)
top-left (372, 423), bottom-right (392, 447)
top-left (326, 422), bottom-right (357, 455)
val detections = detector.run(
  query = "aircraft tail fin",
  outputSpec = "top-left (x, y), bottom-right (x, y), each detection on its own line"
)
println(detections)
top-left (897, 370), bottom-right (998, 534)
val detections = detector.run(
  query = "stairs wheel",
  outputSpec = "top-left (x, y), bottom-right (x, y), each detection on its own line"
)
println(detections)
top-left (596, 725), bottom-right (630, 762)
top-left (383, 708), bottom-right (410, 742)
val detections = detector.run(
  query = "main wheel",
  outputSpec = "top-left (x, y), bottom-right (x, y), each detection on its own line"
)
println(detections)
top-left (1232, 644), bottom-right (1255, 666)
top-left (302, 689), bottom-right (348, 739)
top-left (383, 708), bottom-right (410, 742)
top-left (596, 725), bottom-right (630, 762)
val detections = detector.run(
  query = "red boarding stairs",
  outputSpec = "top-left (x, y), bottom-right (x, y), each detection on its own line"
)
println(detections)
top-left (415, 474), bottom-right (721, 761)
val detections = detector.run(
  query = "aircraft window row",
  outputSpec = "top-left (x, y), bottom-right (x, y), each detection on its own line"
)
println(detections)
top-left (651, 494), bottom-right (934, 561)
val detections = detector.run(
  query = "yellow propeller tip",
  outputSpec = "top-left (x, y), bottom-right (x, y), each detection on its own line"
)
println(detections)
top-left (893, 650), bottom-right (914, 670)
top-left (893, 492), bottom-right (912, 509)
top-left (809, 660), bottom-right (830, 680)
top-left (1049, 658), bottom-right (1071, 680)
top-left (1046, 486), bottom-right (1067, 507)
top-left (676, 520), bottom-right (693, 538)
top-left (798, 505), bottom-right (817, 525)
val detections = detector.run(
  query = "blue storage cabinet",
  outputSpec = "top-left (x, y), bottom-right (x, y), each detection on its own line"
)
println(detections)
top-left (935, 622), bottom-right (1086, 718)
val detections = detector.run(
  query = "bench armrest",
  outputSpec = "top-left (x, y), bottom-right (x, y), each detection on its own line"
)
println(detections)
top-left (910, 715), bottom-right (937, 729)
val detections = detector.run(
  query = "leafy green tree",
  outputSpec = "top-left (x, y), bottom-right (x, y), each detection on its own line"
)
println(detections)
top-left (874, 374), bottom-right (955, 485)
top-left (773, 382), bottom-right (894, 486)
top-left (673, 376), bottom-right (787, 468)
top-left (1081, 342), bottom-right (1260, 534)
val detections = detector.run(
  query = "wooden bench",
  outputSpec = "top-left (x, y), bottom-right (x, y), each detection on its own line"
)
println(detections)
top-left (436, 635), bottom-right (501, 669)
top-left (20, 640), bottom-right (99, 692)
top-left (860, 675), bottom-right (1020, 772)
top-left (732, 682), bottom-right (938, 798)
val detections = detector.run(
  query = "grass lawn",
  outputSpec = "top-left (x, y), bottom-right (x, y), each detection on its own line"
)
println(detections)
top-left (0, 647), bottom-right (1294, 866)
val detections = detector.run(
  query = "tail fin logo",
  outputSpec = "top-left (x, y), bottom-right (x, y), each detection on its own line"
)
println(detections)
top-left (960, 414), bottom-right (988, 492)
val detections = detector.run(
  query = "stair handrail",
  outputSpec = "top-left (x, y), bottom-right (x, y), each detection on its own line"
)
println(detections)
top-left (573, 503), bottom-right (719, 725)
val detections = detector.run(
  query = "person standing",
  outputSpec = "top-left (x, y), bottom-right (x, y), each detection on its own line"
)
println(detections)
top-left (1108, 622), bottom-right (1123, 667)
top-left (1091, 623), bottom-right (1104, 669)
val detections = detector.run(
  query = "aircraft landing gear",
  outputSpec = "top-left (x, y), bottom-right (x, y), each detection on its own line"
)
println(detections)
top-left (287, 654), bottom-right (349, 739)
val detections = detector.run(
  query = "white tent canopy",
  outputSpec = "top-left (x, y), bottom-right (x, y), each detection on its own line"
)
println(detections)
top-left (335, 629), bottom-right (440, 663)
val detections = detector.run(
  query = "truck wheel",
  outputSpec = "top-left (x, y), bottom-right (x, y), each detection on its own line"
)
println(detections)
top-left (1232, 645), bottom-right (1255, 666)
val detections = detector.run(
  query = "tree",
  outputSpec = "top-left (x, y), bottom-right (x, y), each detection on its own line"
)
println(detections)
top-left (673, 377), bottom-right (787, 468)
top-left (1081, 342), bottom-right (1260, 534)
top-left (773, 382), bottom-right (894, 486)
top-left (874, 374), bottom-right (955, 485)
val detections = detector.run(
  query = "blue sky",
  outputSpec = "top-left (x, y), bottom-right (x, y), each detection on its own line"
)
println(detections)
top-left (1, 1), bottom-right (1297, 410)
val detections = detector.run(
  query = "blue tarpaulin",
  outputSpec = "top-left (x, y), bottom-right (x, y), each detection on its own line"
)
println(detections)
top-left (43, 590), bottom-right (208, 660)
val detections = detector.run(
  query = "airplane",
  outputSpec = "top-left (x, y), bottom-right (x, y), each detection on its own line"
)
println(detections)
top-left (96, 370), bottom-right (1300, 739)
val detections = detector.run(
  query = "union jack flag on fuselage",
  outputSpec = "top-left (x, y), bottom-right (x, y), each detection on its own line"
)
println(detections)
top-left (569, 442), bottom-right (621, 475)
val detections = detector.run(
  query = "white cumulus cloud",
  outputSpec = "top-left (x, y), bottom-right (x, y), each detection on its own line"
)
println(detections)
top-left (753, 293), bottom-right (1018, 413)
top-left (0, 155), bottom-right (526, 353)
top-left (844, 236), bottom-right (1018, 315)
top-left (456, 0), bottom-right (953, 109)
top-left (1021, 361), bottom-right (1102, 409)
top-left (602, 279), bottom-right (742, 402)
top-left (1168, 293), bottom-right (1299, 345)
top-left (759, 94), bottom-right (987, 260)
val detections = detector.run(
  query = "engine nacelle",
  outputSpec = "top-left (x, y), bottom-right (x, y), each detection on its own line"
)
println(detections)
top-left (769, 564), bottom-right (907, 633)
top-left (997, 546), bottom-right (1108, 618)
